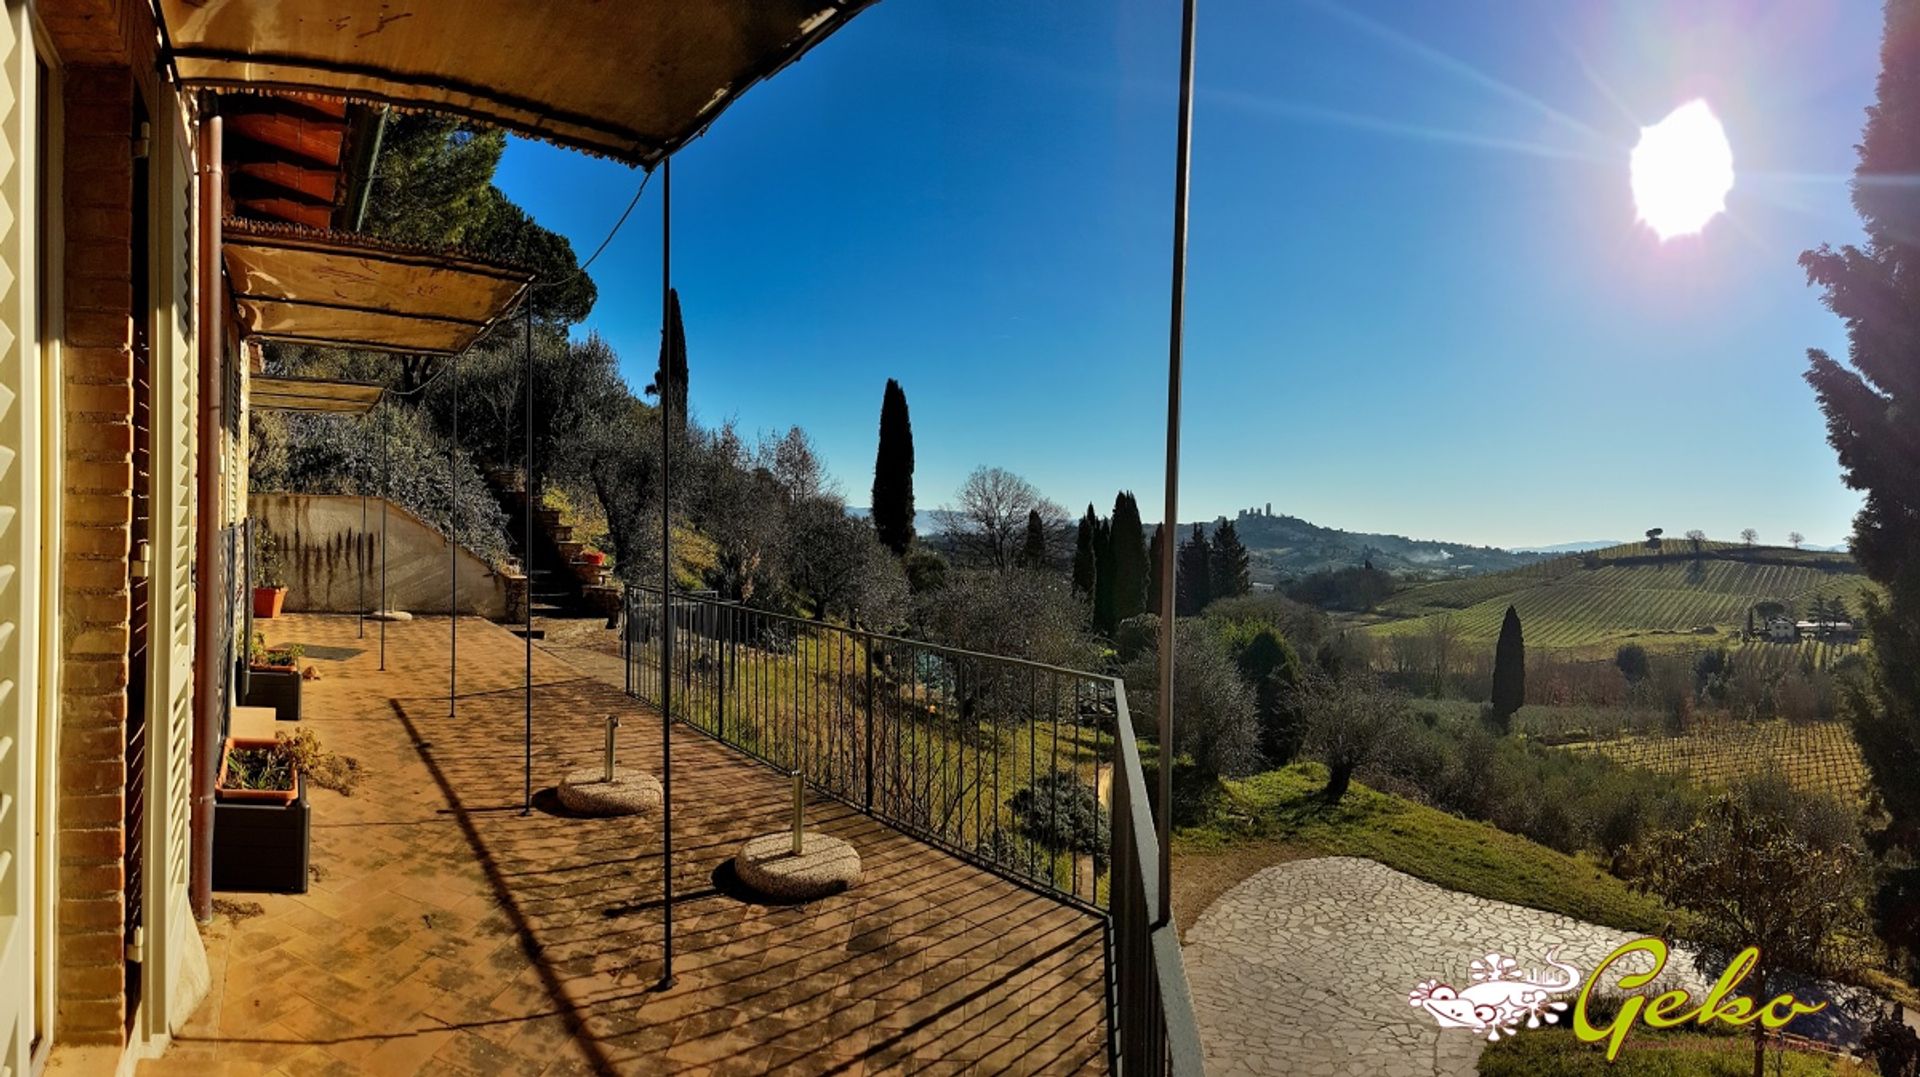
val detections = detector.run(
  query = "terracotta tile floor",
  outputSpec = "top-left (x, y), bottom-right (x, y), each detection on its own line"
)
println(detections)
top-left (144, 614), bottom-right (1110, 1076)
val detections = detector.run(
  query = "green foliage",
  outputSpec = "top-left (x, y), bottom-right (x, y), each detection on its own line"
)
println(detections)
top-left (871, 378), bottom-right (916, 555)
top-left (359, 113), bottom-right (595, 323)
top-left (1019, 509), bottom-right (1048, 568)
top-left (1180, 764), bottom-right (1673, 935)
top-left (222, 745), bottom-right (294, 792)
top-left (249, 405), bottom-right (510, 565)
top-left (1071, 506), bottom-right (1097, 598)
top-left (1235, 627), bottom-right (1305, 765)
top-left (1008, 770), bottom-right (1110, 864)
top-left (646, 287), bottom-right (689, 421)
top-left (1479, 1028), bottom-right (1856, 1076)
top-left (1616, 644), bottom-right (1652, 684)
top-left (1209, 520), bottom-right (1251, 601)
top-left (1490, 605), bottom-right (1525, 727)
top-left (911, 568), bottom-right (1097, 671)
top-left (1294, 672), bottom-right (1410, 802)
top-left (1107, 492), bottom-right (1149, 627)
top-left (1630, 777), bottom-right (1869, 1002)
top-left (1147, 523), bottom-right (1165, 616)
top-left (1176, 524), bottom-right (1212, 616)
top-left (903, 546), bottom-right (948, 594)
top-left (1286, 563), bottom-right (1395, 612)
top-left (1122, 620), bottom-right (1260, 778)
top-left (255, 526), bottom-right (287, 589)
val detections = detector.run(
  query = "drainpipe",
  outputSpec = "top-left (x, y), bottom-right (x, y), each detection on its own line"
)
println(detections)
top-left (189, 108), bottom-right (224, 923)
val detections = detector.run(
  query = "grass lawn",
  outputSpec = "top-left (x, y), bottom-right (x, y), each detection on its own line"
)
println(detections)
top-left (1479, 1029), bottom-right (1867, 1076)
top-left (1172, 763), bottom-right (1673, 936)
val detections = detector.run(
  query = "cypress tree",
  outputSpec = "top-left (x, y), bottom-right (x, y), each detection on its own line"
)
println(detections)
top-left (1109, 492), bottom-right (1149, 623)
top-left (1072, 504), bottom-right (1098, 598)
top-left (1092, 515), bottom-right (1116, 633)
top-left (1803, 0), bottom-right (1920, 892)
top-left (1210, 520), bottom-right (1251, 600)
top-left (871, 378), bottom-right (915, 555)
top-left (1490, 605), bottom-right (1525, 731)
top-left (646, 287), bottom-right (689, 421)
top-left (1176, 524), bottom-right (1212, 616)
top-left (1020, 508), bottom-right (1048, 568)
top-left (1147, 524), bottom-right (1165, 615)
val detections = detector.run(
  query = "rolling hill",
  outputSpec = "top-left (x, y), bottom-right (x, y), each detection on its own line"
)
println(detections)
top-left (1355, 540), bottom-right (1878, 654)
top-left (1180, 510), bottom-right (1550, 581)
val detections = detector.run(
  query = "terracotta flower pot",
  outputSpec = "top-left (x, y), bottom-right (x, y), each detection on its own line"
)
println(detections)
top-left (253, 586), bottom-right (287, 618)
top-left (216, 736), bottom-right (301, 804)
top-left (583, 550), bottom-right (606, 567)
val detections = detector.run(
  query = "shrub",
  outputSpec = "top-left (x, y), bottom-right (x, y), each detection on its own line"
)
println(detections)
top-left (1614, 644), bottom-right (1651, 684)
top-left (1008, 771), bottom-right (1109, 863)
top-left (1121, 622), bottom-right (1261, 778)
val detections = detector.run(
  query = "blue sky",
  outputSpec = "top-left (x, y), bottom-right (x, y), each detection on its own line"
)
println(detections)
top-left (495, 0), bottom-right (1879, 550)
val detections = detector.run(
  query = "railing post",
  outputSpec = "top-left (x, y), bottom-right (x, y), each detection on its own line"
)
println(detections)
top-left (863, 641), bottom-right (875, 813)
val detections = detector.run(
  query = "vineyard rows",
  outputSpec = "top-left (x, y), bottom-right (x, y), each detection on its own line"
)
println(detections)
top-left (1562, 719), bottom-right (1870, 804)
top-left (1368, 553), bottom-right (1875, 652)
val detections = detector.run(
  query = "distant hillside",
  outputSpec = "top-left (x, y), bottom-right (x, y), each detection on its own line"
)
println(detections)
top-left (1510, 540), bottom-right (1623, 555)
top-left (1358, 541), bottom-right (1878, 654)
top-left (1180, 510), bottom-right (1550, 582)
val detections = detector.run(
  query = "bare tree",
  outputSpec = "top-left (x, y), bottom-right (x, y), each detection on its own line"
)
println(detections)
top-left (1740, 528), bottom-right (1758, 547)
top-left (1788, 531), bottom-right (1806, 549)
top-left (1685, 529), bottom-right (1708, 554)
top-left (938, 466), bottom-right (1063, 570)
top-left (761, 425), bottom-right (831, 502)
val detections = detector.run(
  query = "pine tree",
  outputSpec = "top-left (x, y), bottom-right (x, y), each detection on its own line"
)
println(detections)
top-left (1109, 492), bottom-right (1149, 623)
top-left (1176, 524), bottom-right (1213, 616)
top-left (1209, 519), bottom-right (1251, 600)
top-left (1802, 0), bottom-right (1920, 876)
top-left (1147, 524), bottom-right (1165, 616)
top-left (1072, 504), bottom-right (1098, 597)
top-left (1020, 509), bottom-right (1048, 568)
top-left (870, 378), bottom-right (915, 555)
top-left (646, 287), bottom-right (690, 421)
top-left (1489, 605), bottom-right (1525, 732)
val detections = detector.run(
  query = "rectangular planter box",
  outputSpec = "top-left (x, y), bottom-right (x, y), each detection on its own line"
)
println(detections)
top-left (213, 758), bottom-right (310, 894)
top-left (240, 663), bottom-right (302, 722)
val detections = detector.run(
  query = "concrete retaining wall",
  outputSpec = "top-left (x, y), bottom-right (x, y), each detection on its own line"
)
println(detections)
top-left (249, 492), bottom-right (520, 620)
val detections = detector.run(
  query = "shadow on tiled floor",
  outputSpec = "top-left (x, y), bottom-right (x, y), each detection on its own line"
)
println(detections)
top-left (143, 614), bottom-right (1109, 1076)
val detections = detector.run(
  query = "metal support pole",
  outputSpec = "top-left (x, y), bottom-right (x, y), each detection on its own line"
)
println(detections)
top-left (523, 293), bottom-right (535, 815)
top-left (1155, 0), bottom-right (1198, 930)
top-left (358, 473), bottom-right (366, 639)
top-left (604, 714), bottom-right (619, 782)
top-left (380, 409), bottom-right (389, 671)
top-left (451, 352), bottom-right (459, 717)
top-left (658, 157), bottom-right (676, 990)
top-left (791, 772), bottom-right (804, 855)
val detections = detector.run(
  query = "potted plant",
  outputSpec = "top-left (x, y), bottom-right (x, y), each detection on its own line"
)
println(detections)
top-left (253, 528), bottom-right (288, 618)
top-left (239, 631), bottom-right (303, 722)
top-left (213, 734), bottom-right (310, 893)
top-left (582, 549), bottom-right (606, 568)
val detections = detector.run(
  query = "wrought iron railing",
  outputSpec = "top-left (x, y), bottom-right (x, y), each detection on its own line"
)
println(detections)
top-left (621, 586), bottom-right (1204, 1074)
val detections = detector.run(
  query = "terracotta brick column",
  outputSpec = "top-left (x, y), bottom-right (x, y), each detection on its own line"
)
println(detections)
top-left (57, 63), bottom-right (136, 1046)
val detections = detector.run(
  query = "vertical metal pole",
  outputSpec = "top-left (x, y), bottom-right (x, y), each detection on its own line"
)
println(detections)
top-left (523, 293), bottom-right (535, 815)
top-left (358, 475), bottom-right (366, 639)
top-left (658, 156), bottom-right (676, 989)
top-left (1155, 0), bottom-right (1198, 930)
top-left (380, 409), bottom-right (389, 671)
top-left (451, 352), bottom-right (459, 717)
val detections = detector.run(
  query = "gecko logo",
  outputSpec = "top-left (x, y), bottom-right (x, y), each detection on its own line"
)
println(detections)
top-left (1407, 948), bottom-right (1582, 1042)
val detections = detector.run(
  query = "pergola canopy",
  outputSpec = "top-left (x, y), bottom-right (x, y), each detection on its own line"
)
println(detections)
top-left (158, 0), bottom-right (878, 167)
top-left (248, 374), bottom-right (383, 414)
top-left (223, 219), bottom-right (531, 355)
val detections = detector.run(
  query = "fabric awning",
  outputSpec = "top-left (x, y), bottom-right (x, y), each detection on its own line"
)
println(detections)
top-left (156, 0), bottom-right (878, 167)
top-left (248, 374), bottom-right (383, 414)
top-left (223, 219), bottom-right (531, 355)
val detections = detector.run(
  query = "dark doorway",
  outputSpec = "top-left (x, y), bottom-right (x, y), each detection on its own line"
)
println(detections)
top-left (124, 92), bottom-right (151, 1033)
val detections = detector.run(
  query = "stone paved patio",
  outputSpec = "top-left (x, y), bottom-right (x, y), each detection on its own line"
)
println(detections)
top-left (1184, 857), bottom-right (1869, 1077)
top-left (142, 613), bottom-right (1108, 1076)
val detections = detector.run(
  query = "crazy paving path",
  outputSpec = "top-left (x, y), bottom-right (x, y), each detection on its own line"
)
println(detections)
top-left (1183, 856), bottom-right (1865, 1077)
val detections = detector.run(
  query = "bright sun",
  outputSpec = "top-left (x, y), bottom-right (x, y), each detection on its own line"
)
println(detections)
top-left (1630, 99), bottom-right (1734, 241)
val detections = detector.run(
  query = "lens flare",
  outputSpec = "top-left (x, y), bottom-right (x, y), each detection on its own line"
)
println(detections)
top-left (1630, 100), bottom-right (1734, 241)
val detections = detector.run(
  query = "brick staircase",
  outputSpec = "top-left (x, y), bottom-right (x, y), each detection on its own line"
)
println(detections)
top-left (485, 469), bottom-right (621, 619)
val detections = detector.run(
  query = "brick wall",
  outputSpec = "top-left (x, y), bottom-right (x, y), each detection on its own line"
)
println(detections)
top-left (57, 62), bottom-right (135, 1047)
